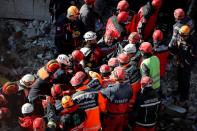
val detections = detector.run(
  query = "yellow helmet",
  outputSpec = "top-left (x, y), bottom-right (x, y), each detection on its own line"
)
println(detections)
top-left (179, 25), bottom-right (190, 36)
top-left (61, 95), bottom-right (74, 109)
top-left (67, 6), bottom-right (79, 17)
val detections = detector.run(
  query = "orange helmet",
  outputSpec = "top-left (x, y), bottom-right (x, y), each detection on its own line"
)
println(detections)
top-left (51, 84), bottom-right (63, 98)
top-left (112, 67), bottom-right (126, 80)
top-left (139, 42), bottom-right (153, 53)
top-left (61, 95), bottom-right (74, 109)
top-left (100, 64), bottom-right (111, 74)
top-left (2, 82), bottom-right (18, 95)
top-left (67, 6), bottom-right (79, 17)
top-left (118, 53), bottom-right (130, 64)
top-left (117, 11), bottom-right (130, 24)
top-left (128, 32), bottom-right (140, 44)
top-left (174, 8), bottom-right (185, 20)
top-left (70, 71), bottom-right (87, 87)
top-left (45, 59), bottom-right (60, 73)
top-left (108, 58), bottom-right (119, 68)
top-left (72, 50), bottom-right (84, 62)
top-left (33, 117), bottom-right (46, 131)
top-left (117, 0), bottom-right (129, 12)
top-left (179, 25), bottom-right (190, 36)
top-left (152, 29), bottom-right (164, 41)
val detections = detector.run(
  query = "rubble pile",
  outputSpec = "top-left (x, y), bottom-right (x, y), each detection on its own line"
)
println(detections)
top-left (0, 19), bottom-right (55, 80)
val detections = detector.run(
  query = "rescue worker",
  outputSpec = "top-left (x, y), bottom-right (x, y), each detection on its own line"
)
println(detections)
top-left (97, 30), bottom-right (119, 63)
top-left (71, 72), bottom-right (107, 131)
top-left (152, 29), bottom-right (169, 77)
top-left (139, 42), bottom-right (160, 92)
top-left (28, 59), bottom-right (60, 103)
top-left (132, 76), bottom-right (160, 131)
top-left (19, 103), bottom-right (38, 131)
top-left (70, 71), bottom-right (101, 91)
top-left (169, 25), bottom-right (196, 102)
top-left (1, 82), bottom-right (20, 120)
top-left (169, 8), bottom-right (194, 47)
top-left (17, 74), bottom-right (36, 98)
top-left (55, 6), bottom-right (81, 54)
top-left (49, 0), bottom-right (76, 21)
top-left (59, 95), bottom-right (87, 130)
top-left (70, 50), bottom-right (85, 72)
top-left (106, 11), bottom-right (131, 41)
top-left (116, 0), bottom-right (137, 33)
top-left (108, 57), bottom-right (119, 71)
top-left (0, 94), bottom-right (10, 128)
top-left (100, 67), bottom-right (132, 131)
top-left (54, 54), bottom-right (76, 86)
top-left (99, 64), bottom-right (116, 88)
top-left (28, 60), bottom-right (60, 116)
top-left (80, 31), bottom-right (103, 72)
top-left (79, 0), bottom-right (103, 36)
top-left (120, 32), bottom-right (142, 66)
top-left (118, 53), bottom-right (141, 105)
top-left (33, 117), bottom-right (46, 131)
top-left (127, 32), bottom-right (142, 65)
top-left (136, 0), bottom-right (162, 41)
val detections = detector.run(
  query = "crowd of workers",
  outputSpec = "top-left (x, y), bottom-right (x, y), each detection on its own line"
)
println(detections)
top-left (0, 0), bottom-right (197, 131)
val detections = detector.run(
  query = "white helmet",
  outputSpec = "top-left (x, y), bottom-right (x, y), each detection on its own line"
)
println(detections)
top-left (56, 54), bottom-right (71, 66)
top-left (19, 74), bottom-right (36, 88)
top-left (83, 31), bottom-right (97, 41)
top-left (123, 44), bottom-right (136, 54)
top-left (21, 103), bottom-right (34, 114)
top-left (80, 47), bottom-right (91, 57)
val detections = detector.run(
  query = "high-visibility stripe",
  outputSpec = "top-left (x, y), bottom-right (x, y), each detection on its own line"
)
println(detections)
top-left (140, 101), bottom-right (161, 107)
top-left (136, 122), bottom-right (156, 127)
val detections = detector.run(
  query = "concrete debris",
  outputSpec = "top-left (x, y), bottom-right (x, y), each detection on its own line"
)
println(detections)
top-left (0, 19), bottom-right (55, 80)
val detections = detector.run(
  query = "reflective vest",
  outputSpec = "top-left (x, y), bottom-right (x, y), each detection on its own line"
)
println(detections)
top-left (140, 56), bottom-right (160, 89)
top-left (72, 89), bottom-right (106, 131)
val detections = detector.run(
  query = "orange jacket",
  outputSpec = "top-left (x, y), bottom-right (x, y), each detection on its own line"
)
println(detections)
top-left (72, 84), bottom-right (106, 131)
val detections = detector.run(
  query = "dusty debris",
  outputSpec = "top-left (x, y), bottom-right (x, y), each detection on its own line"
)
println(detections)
top-left (0, 19), bottom-right (55, 80)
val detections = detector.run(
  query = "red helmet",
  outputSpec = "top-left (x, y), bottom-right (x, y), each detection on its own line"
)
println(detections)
top-left (72, 50), bottom-right (84, 62)
top-left (151, 0), bottom-right (162, 9)
top-left (141, 76), bottom-right (153, 86)
top-left (113, 67), bottom-right (126, 80)
top-left (2, 82), bottom-right (18, 95)
top-left (128, 32), bottom-right (140, 44)
top-left (84, 0), bottom-right (95, 5)
top-left (117, 11), bottom-right (130, 24)
top-left (152, 29), bottom-right (164, 41)
top-left (118, 53), bottom-right (130, 64)
top-left (117, 0), bottom-right (129, 12)
top-left (51, 84), bottom-right (63, 98)
top-left (105, 30), bottom-right (115, 38)
top-left (174, 8), bottom-right (185, 20)
top-left (100, 64), bottom-right (111, 74)
top-left (70, 71), bottom-right (86, 87)
top-left (139, 42), bottom-right (153, 53)
top-left (45, 60), bottom-right (60, 73)
top-left (0, 94), bottom-right (7, 106)
top-left (108, 58), bottom-right (119, 68)
top-left (33, 117), bottom-right (46, 131)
